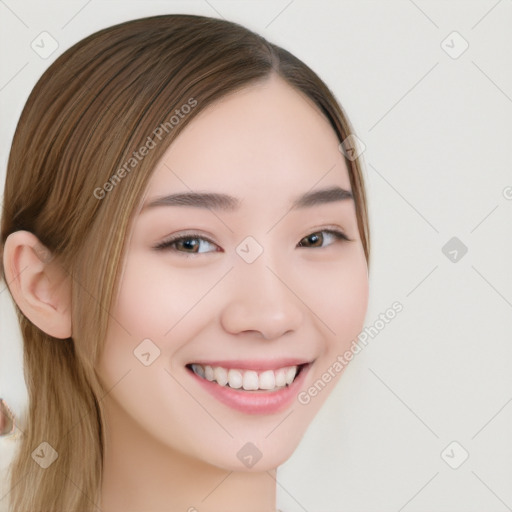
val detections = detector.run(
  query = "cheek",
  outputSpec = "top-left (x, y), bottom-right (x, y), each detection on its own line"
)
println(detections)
top-left (109, 250), bottom-right (219, 339)
top-left (95, 252), bottom-right (184, 387)
top-left (304, 248), bottom-right (369, 349)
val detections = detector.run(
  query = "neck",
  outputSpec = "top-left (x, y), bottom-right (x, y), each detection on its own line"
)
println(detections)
top-left (99, 396), bottom-right (277, 512)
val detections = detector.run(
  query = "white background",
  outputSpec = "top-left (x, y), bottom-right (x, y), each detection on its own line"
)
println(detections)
top-left (1, 1), bottom-right (512, 511)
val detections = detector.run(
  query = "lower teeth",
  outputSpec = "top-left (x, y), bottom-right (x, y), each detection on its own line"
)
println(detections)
top-left (225, 383), bottom-right (287, 392)
top-left (209, 379), bottom-right (288, 392)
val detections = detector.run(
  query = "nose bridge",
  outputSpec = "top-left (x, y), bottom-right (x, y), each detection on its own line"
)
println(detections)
top-left (239, 251), bottom-right (287, 303)
top-left (219, 244), bottom-right (303, 338)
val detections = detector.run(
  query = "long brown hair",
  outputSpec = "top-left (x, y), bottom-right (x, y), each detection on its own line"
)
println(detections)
top-left (0, 14), bottom-right (370, 511)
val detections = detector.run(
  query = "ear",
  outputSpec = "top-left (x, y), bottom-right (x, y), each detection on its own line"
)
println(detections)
top-left (2, 230), bottom-right (72, 339)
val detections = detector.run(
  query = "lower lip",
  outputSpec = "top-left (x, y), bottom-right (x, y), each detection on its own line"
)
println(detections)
top-left (187, 363), bottom-right (311, 415)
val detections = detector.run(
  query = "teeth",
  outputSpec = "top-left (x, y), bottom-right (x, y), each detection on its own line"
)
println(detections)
top-left (259, 370), bottom-right (276, 390)
top-left (190, 363), bottom-right (301, 391)
top-left (213, 366), bottom-right (228, 386)
top-left (227, 369), bottom-right (243, 389)
top-left (275, 368), bottom-right (287, 387)
top-left (285, 367), bottom-right (296, 385)
top-left (242, 370), bottom-right (259, 391)
top-left (204, 365), bottom-right (214, 382)
top-left (191, 364), bottom-right (205, 379)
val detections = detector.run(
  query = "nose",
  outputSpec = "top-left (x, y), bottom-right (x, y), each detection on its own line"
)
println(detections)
top-left (220, 256), bottom-right (304, 340)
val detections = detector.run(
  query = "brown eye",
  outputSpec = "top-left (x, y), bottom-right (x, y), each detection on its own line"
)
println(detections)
top-left (154, 234), bottom-right (220, 254)
top-left (298, 229), bottom-right (350, 248)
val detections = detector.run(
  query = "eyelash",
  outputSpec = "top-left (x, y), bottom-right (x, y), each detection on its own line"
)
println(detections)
top-left (153, 228), bottom-right (352, 254)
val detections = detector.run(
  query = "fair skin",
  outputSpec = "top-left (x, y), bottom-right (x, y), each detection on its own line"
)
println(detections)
top-left (3, 74), bottom-right (368, 512)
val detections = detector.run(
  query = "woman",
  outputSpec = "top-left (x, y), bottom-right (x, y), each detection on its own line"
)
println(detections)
top-left (0, 14), bottom-right (370, 512)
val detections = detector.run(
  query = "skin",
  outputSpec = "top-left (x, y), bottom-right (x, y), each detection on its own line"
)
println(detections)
top-left (3, 73), bottom-right (369, 512)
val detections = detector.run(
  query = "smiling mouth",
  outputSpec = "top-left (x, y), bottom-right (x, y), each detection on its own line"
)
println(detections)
top-left (185, 362), bottom-right (309, 392)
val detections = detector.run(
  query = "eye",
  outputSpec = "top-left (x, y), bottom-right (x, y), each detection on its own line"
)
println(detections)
top-left (297, 229), bottom-right (351, 248)
top-left (154, 229), bottom-right (351, 256)
top-left (153, 233), bottom-right (220, 255)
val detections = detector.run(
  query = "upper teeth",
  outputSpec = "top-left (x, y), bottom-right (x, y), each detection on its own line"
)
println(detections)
top-left (190, 364), bottom-right (299, 391)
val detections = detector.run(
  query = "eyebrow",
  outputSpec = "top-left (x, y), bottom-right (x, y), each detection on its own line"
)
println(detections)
top-left (140, 185), bottom-right (353, 212)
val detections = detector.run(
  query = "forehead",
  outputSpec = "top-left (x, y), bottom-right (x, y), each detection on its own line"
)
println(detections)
top-left (143, 74), bottom-right (351, 207)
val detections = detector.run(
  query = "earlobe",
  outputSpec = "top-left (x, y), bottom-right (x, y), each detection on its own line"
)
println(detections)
top-left (3, 230), bottom-right (72, 339)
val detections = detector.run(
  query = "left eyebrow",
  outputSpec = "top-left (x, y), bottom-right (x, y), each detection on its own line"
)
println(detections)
top-left (140, 185), bottom-right (353, 213)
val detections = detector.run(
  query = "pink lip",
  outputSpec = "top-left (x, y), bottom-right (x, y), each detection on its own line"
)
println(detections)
top-left (186, 357), bottom-right (312, 371)
top-left (187, 362), bottom-right (312, 415)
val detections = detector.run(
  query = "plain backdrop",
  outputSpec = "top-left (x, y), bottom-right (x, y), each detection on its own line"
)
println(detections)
top-left (1, 1), bottom-right (512, 511)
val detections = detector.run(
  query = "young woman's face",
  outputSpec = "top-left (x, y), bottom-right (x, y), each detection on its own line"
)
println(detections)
top-left (96, 74), bottom-right (369, 471)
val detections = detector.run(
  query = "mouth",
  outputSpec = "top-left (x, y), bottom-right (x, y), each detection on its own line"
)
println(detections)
top-left (185, 362), bottom-right (310, 393)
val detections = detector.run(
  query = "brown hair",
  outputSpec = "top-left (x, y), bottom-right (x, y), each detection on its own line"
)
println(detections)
top-left (0, 14), bottom-right (370, 511)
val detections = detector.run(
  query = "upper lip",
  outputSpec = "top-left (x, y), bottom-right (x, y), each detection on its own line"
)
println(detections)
top-left (186, 358), bottom-right (313, 371)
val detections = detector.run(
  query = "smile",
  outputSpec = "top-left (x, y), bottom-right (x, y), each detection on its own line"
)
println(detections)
top-left (185, 361), bottom-right (312, 414)
top-left (187, 363), bottom-right (305, 392)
